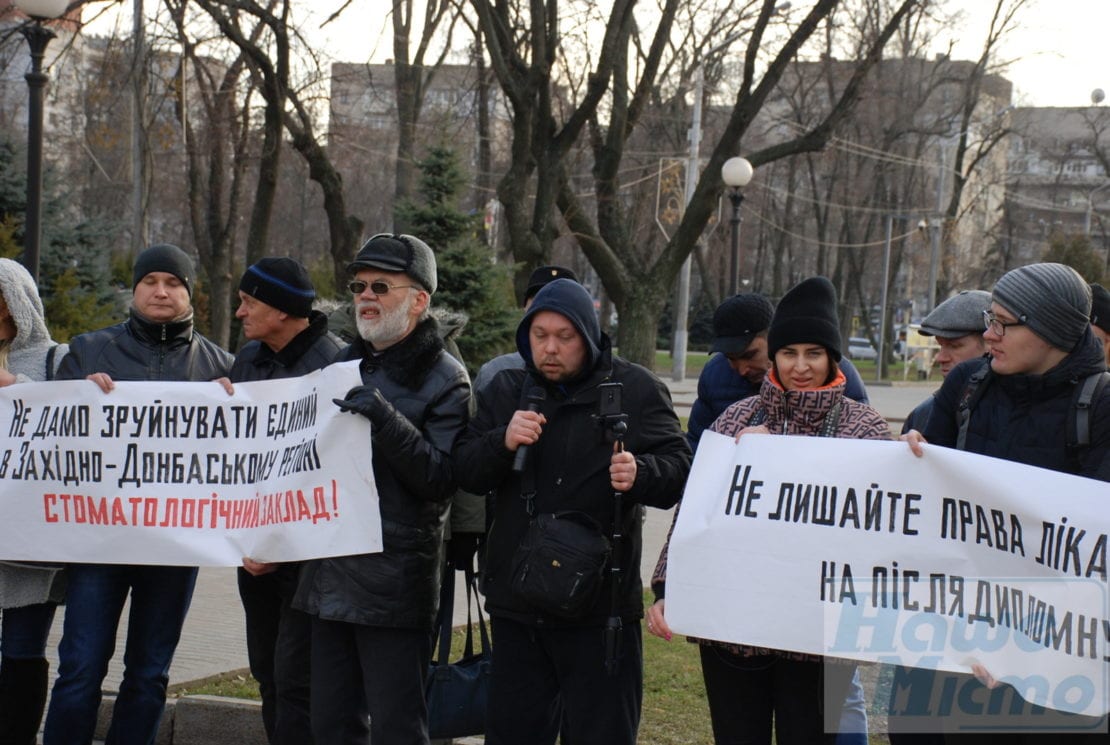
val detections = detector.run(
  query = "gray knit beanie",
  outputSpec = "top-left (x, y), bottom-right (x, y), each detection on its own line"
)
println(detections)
top-left (991, 263), bottom-right (1092, 351)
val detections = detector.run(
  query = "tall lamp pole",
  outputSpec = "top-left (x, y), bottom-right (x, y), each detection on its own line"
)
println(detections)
top-left (14, 0), bottom-right (68, 284)
top-left (1085, 182), bottom-right (1110, 236)
top-left (721, 156), bottom-right (753, 296)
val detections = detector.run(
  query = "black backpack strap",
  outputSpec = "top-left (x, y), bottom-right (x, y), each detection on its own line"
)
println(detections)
top-left (818, 398), bottom-right (842, 438)
top-left (956, 366), bottom-right (992, 451)
top-left (1069, 371), bottom-right (1109, 452)
top-left (748, 406), bottom-right (768, 427)
top-left (45, 345), bottom-right (57, 381)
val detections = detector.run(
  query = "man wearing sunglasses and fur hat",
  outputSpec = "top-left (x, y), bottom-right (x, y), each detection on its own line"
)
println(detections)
top-left (293, 234), bottom-right (471, 745)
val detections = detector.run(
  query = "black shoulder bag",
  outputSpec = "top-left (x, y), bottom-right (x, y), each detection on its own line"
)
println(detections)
top-left (508, 469), bottom-right (612, 620)
top-left (425, 563), bottom-right (491, 739)
top-left (508, 386), bottom-right (612, 621)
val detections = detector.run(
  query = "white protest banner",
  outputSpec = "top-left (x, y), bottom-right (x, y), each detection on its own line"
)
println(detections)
top-left (0, 360), bottom-right (382, 567)
top-left (667, 432), bottom-right (1110, 719)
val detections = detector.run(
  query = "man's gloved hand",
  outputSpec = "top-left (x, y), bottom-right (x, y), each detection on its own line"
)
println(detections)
top-left (445, 532), bottom-right (483, 571)
top-left (333, 385), bottom-right (390, 427)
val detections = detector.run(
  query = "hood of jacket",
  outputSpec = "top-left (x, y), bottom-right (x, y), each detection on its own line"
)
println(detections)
top-left (516, 278), bottom-right (604, 382)
top-left (0, 258), bottom-right (58, 379)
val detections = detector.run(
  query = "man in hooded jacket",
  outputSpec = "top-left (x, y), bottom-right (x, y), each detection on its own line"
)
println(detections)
top-left (453, 278), bottom-right (691, 745)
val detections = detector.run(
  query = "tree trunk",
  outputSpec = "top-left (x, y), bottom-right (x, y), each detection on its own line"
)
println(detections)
top-left (614, 288), bottom-right (668, 369)
top-left (289, 129), bottom-right (362, 291)
top-left (393, 61), bottom-right (419, 231)
top-left (245, 90), bottom-right (282, 269)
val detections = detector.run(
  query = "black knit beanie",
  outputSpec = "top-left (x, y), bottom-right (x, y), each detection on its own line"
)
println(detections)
top-left (992, 263), bottom-right (1091, 351)
top-left (524, 265), bottom-right (579, 304)
top-left (767, 276), bottom-right (842, 361)
top-left (239, 257), bottom-right (316, 318)
top-left (133, 244), bottom-right (194, 296)
top-left (710, 293), bottom-right (774, 355)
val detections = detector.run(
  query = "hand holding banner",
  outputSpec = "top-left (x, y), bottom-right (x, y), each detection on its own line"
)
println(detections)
top-left (667, 432), bottom-right (1110, 718)
top-left (0, 360), bottom-right (382, 567)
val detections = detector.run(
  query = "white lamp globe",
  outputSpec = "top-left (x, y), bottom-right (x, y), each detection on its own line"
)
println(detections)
top-left (14, 0), bottom-right (69, 19)
top-left (721, 156), bottom-right (754, 188)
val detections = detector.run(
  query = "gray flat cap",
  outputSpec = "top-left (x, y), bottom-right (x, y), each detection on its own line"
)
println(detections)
top-left (919, 290), bottom-right (991, 338)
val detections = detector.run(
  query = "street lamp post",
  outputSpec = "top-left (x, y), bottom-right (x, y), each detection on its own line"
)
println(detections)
top-left (1086, 181), bottom-right (1110, 236)
top-left (721, 156), bottom-right (753, 297)
top-left (14, 0), bottom-right (68, 284)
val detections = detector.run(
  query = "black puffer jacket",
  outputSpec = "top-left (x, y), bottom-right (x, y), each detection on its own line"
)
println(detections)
top-left (230, 311), bottom-right (343, 383)
top-left (293, 318), bottom-right (471, 629)
top-left (57, 310), bottom-right (232, 383)
top-left (923, 330), bottom-right (1109, 480)
top-left (455, 341), bottom-right (691, 626)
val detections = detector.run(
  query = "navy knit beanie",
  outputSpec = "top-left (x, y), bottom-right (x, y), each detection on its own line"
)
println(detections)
top-left (240, 257), bottom-right (316, 318)
top-left (133, 244), bottom-right (194, 296)
top-left (767, 276), bottom-right (842, 361)
top-left (992, 263), bottom-right (1091, 351)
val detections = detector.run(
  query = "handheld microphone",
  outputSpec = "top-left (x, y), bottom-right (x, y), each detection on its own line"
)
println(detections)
top-left (512, 387), bottom-right (546, 473)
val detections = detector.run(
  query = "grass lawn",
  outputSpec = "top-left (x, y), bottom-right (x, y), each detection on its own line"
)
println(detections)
top-left (172, 592), bottom-right (905, 744)
top-left (653, 350), bottom-right (710, 378)
top-left (169, 591), bottom-right (715, 743)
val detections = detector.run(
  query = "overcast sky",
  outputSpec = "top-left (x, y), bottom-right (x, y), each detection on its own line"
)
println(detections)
top-left (944, 0), bottom-right (1109, 107)
top-left (82, 0), bottom-right (1109, 109)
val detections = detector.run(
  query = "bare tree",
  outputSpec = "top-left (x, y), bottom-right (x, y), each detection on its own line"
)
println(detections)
top-left (164, 0), bottom-right (269, 347)
top-left (195, 0), bottom-right (362, 291)
top-left (188, 0), bottom-right (290, 271)
top-left (388, 0), bottom-right (461, 229)
top-left (934, 0), bottom-right (1026, 298)
top-left (471, 0), bottom-right (634, 299)
top-left (478, 0), bottom-right (919, 365)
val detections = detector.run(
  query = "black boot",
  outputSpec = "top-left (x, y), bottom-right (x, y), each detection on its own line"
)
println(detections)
top-left (0, 656), bottom-right (49, 745)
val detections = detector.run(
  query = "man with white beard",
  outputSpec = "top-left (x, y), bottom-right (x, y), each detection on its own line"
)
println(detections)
top-left (293, 233), bottom-right (471, 745)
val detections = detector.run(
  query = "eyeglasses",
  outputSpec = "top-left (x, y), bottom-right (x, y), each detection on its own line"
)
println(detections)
top-left (347, 280), bottom-right (418, 296)
top-left (982, 309), bottom-right (1026, 337)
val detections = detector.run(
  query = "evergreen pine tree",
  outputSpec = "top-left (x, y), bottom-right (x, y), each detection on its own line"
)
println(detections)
top-left (396, 147), bottom-right (516, 373)
top-left (1043, 233), bottom-right (1107, 284)
top-left (0, 133), bottom-right (123, 337)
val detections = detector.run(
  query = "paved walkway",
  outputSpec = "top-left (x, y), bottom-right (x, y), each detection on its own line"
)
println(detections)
top-left (43, 373), bottom-right (934, 696)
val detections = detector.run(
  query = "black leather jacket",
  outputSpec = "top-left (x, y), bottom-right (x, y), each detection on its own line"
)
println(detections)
top-left (57, 309), bottom-right (232, 383)
top-left (293, 318), bottom-right (471, 629)
top-left (230, 311), bottom-right (343, 383)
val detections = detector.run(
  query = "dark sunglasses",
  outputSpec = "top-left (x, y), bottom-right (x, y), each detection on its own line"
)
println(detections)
top-left (347, 280), bottom-right (418, 296)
